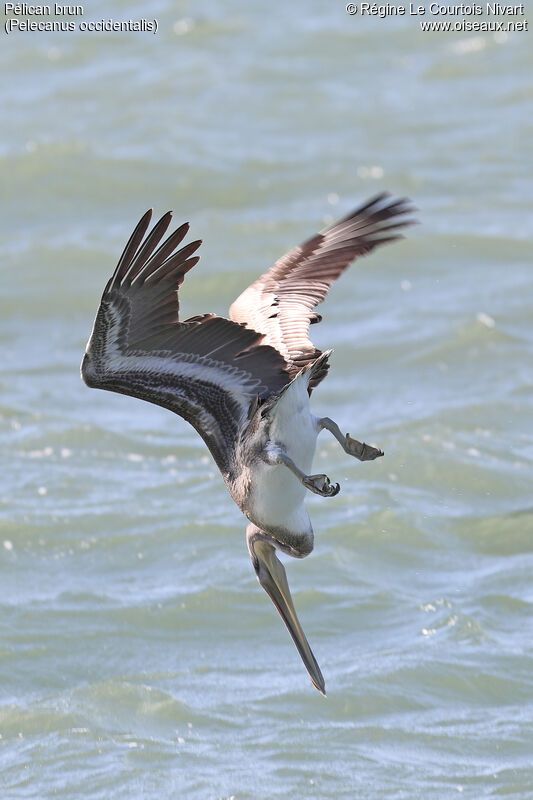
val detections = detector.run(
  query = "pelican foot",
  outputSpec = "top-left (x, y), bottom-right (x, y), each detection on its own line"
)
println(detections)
top-left (303, 473), bottom-right (340, 497)
top-left (345, 434), bottom-right (384, 461)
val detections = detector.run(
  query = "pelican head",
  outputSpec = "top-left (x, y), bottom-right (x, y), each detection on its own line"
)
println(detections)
top-left (246, 524), bottom-right (326, 695)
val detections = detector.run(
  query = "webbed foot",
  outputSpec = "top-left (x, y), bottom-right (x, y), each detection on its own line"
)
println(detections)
top-left (345, 435), bottom-right (384, 461)
top-left (302, 473), bottom-right (340, 497)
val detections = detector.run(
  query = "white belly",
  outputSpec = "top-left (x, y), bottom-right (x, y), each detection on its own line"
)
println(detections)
top-left (249, 375), bottom-right (318, 534)
top-left (269, 376), bottom-right (317, 471)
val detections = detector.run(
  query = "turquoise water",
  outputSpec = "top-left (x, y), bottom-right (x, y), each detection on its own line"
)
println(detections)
top-left (1, 2), bottom-right (532, 798)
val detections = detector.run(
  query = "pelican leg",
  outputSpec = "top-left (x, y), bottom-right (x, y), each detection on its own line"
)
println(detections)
top-left (319, 417), bottom-right (384, 461)
top-left (246, 523), bottom-right (326, 695)
top-left (263, 444), bottom-right (340, 497)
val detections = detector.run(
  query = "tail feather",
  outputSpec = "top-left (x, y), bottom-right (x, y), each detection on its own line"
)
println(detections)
top-left (256, 350), bottom-right (332, 420)
top-left (280, 349), bottom-right (332, 399)
top-left (303, 349), bottom-right (331, 392)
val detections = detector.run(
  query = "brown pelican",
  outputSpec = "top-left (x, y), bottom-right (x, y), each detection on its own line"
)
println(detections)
top-left (81, 193), bottom-right (414, 694)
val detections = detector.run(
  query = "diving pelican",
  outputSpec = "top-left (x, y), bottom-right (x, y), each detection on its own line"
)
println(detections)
top-left (81, 193), bottom-right (414, 694)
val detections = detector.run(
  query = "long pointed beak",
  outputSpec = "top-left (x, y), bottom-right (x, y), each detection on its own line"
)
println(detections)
top-left (250, 537), bottom-right (326, 695)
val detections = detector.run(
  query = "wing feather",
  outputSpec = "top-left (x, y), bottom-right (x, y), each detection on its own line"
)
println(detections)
top-left (82, 211), bottom-right (289, 475)
top-left (229, 193), bottom-right (415, 387)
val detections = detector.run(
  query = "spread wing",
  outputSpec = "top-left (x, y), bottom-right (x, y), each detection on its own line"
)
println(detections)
top-left (229, 193), bottom-right (415, 387)
top-left (81, 210), bottom-right (290, 476)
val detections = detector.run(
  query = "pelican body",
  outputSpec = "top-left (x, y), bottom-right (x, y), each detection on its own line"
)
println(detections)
top-left (82, 193), bottom-right (414, 694)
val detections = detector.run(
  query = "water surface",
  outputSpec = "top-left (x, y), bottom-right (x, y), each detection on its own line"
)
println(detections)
top-left (1, 2), bottom-right (532, 798)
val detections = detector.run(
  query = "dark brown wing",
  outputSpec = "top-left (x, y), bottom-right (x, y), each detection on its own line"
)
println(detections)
top-left (229, 193), bottom-right (415, 386)
top-left (81, 210), bottom-right (289, 475)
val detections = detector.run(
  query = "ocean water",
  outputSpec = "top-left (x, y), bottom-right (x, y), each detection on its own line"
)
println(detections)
top-left (1, 2), bottom-right (532, 798)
